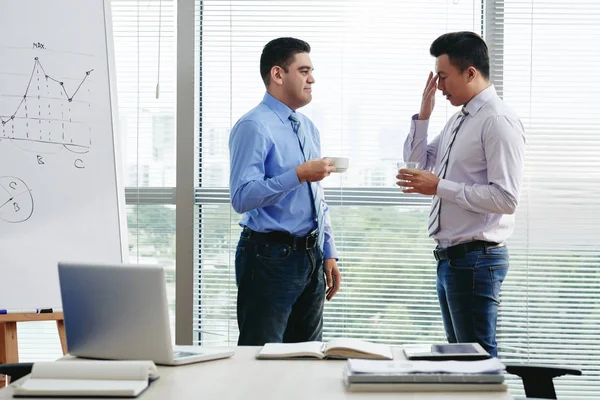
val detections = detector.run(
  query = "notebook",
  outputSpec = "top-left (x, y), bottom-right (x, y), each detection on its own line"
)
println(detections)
top-left (256, 339), bottom-right (393, 360)
top-left (13, 360), bottom-right (158, 398)
top-left (344, 381), bottom-right (508, 393)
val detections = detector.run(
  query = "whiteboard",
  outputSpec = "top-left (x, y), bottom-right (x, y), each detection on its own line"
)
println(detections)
top-left (0, 0), bottom-right (125, 309)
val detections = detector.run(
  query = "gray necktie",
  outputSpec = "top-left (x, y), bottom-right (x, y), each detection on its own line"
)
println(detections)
top-left (428, 107), bottom-right (469, 236)
top-left (289, 113), bottom-right (325, 253)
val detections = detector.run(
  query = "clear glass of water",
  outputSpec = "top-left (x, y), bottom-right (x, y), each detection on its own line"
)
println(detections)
top-left (396, 161), bottom-right (420, 190)
top-left (397, 161), bottom-right (420, 170)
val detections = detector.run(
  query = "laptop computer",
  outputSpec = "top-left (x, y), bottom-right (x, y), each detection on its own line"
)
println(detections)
top-left (58, 261), bottom-right (234, 365)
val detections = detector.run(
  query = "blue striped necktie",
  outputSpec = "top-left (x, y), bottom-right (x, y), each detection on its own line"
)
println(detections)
top-left (428, 107), bottom-right (469, 236)
top-left (289, 113), bottom-right (325, 253)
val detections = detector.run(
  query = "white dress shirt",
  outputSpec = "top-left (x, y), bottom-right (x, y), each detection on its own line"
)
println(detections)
top-left (404, 85), bottom-right (526, 248)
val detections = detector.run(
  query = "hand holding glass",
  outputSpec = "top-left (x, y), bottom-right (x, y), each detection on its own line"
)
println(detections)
top-left (396, 161), bottom-right (420, 190)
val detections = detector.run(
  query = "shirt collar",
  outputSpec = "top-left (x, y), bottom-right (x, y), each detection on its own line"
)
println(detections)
top-left (463, 84), bottom-right (497, 117)
top-left (262, 92), bottom-right (294, 123)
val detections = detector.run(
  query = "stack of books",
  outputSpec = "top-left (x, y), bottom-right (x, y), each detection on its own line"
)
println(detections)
top-left (343, 357), bottom-right (507, 392)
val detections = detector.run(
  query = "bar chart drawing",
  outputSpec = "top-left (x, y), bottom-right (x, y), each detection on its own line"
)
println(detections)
top-left (0, 57), bottom-right (94, 155)
top-left (0, 176), bottom-right (34, 223)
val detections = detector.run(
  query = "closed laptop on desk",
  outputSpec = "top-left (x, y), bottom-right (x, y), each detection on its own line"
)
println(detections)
top-left (58, 262), bottom-right (234, 366)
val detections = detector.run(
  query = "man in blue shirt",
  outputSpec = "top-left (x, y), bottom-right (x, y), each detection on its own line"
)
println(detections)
top-left (229, 37), bottom-right (341, 345)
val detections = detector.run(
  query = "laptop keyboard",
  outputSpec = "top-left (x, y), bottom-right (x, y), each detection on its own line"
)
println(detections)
top-left (173, 350), bottom-right (197, 359)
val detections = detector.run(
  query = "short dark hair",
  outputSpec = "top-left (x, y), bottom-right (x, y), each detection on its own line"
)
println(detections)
top-left (430, 32), bottom-right (490, 80)
top-left (260, 37), bottom-right (311, 86)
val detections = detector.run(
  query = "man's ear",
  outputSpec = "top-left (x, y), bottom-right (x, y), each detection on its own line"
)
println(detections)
top-left (466, 66), bottom-right (477, 82)
top-left (270, 66), bottom-right (284, 86)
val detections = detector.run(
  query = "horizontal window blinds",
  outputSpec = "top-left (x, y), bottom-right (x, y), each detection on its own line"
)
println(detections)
top-left (195, 0), bottom-right (479, 346)
top-left (488, 0), bottom-right (600, 397)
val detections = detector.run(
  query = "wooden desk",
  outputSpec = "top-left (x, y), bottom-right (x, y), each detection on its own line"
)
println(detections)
top-left (0, 346), bottom-right (513, 399)
top-left (0, 313), bottom-right (67, 388)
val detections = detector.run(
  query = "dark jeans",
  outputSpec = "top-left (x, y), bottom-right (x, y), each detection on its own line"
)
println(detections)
top-left (235, 229), bottom-right (325, 346)
top-left (436, 245), bottom-right (509, 357)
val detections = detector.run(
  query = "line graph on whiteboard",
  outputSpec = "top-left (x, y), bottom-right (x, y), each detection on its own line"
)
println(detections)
top-left (0, 56), bottom-right (94, 155)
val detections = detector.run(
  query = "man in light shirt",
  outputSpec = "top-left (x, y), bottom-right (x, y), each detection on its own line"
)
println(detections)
top-left (398, 32), bottom-right (525, 357)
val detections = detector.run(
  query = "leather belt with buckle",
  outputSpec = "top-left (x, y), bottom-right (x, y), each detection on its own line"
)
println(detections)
top-left (243, 227), bottom-right (318, 250)
top-left (433, 240), bottom-right (504, 261)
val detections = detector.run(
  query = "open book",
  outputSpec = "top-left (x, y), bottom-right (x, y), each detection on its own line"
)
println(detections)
top-left (257, 339), bottom-right (393, 360)
top-left (13, 360), bottom-right (159, 398)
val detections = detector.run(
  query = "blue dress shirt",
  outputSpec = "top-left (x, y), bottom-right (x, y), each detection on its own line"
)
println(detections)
top-left (229, 92), bottom-right (338, 259)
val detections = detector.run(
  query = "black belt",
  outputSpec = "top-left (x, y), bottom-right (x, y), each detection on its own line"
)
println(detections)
top-left (243, 227), bottom-right (318, 250)
top-left (433, 240), bottom-right (503, 261)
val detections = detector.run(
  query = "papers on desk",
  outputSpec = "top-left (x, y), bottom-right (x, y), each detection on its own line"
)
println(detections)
top-left (348, 357), bottom-right (506, 375)
top-left (343, 358), bottom-right (508, 392)
top-left (13, 360), bottom-right (159, 398)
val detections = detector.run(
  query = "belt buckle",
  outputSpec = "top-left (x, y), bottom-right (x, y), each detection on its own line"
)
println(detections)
top-left (306, 230), bottom-right (318, 250)
top-left (433, 249), bottom-right (440, 261)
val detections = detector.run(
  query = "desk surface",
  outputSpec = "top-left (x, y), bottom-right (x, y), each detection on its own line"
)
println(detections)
top-left (0, 346), bottom-right (513, 400)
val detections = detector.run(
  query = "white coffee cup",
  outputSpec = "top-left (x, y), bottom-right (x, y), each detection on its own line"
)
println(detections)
top-left (327, 157), bottom-right (349, 173)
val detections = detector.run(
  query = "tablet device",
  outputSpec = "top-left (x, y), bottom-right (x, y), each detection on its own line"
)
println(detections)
top-left (403, 343), bottom-right (490, 361)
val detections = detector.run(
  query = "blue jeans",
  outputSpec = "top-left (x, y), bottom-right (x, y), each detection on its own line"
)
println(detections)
top-left (436, 245), bottom-right (509, 357)
top-left (235, 229), bottom-right (325, 346)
